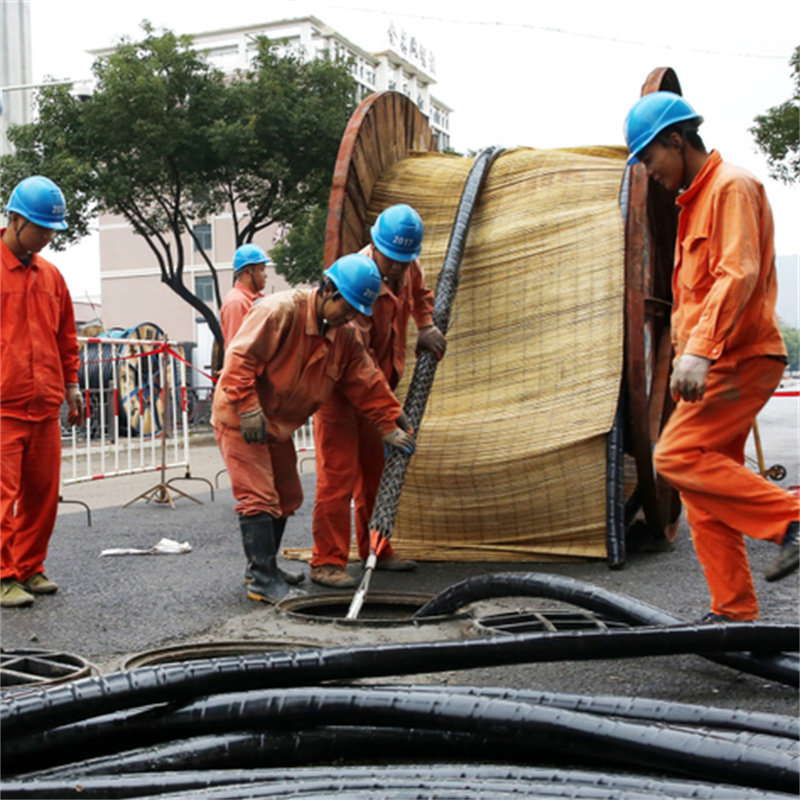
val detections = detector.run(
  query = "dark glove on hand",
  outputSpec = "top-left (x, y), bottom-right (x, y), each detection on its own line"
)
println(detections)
top-left (240, 408), bottom-right (268, 444)
top-left (416, 325), bottom-right (446, 360)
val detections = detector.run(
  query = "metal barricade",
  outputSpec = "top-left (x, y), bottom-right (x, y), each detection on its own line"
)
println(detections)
top-left (61, 337), bottom-right (203, 507)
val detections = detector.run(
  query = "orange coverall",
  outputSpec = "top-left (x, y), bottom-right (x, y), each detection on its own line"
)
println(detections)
top-left (212, 287), bottom-right (404, 520)
top-left (220, 280), bottom-right (261, 345)
top-left (1, 232), bottom-right (80, 582)
top-left (311, 243), bottom-right (435, 569)
top-left (652, 151), bottom-right (799, 620)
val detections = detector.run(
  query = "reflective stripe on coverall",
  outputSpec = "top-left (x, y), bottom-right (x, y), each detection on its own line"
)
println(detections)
top-left (1, 233), bottom-right (79, 581)
top-left (211, 288), bottom-right (403, 518)
top-left (653, 152), bottom-right (799, 620)
top-left (312, 243), bottom-right (435, 568)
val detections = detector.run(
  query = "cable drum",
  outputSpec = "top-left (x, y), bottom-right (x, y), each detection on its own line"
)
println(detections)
top-left (76, 322), bottom-right (170, 438)
top-left (320, 82), bottom-right (686, 569)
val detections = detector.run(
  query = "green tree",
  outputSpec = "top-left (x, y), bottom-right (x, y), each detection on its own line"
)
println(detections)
top-left (750, 45), bottom-right (800, 184)
top-left (0, 23), bottom-right (356, 354)
top-left (270, 204), bottom-right (328, 285)
top-left (781, 324), bottom-right (800, 371)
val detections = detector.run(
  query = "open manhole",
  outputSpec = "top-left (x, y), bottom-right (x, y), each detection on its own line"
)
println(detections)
top-left (471, 608), bottom-right (631, 636)
top-left (278, 592), bottom-right (471, 627)
top-left (122, 639), bottom-right (321, 670)
top-left (1, 648), bottom-right (97, 690)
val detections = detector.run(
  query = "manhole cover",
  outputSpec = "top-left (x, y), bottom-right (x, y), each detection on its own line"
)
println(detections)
top-left (278, 592), bottom-right (470, 627)
top-left (1, 648), bottom-right (96, 689)
top-left (122, 639), bottom-right (320, 670)
top-left (472, 608), bottom-right (631, 635)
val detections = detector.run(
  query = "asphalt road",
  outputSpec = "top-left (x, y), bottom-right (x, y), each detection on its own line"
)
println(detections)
top-left (2, 393), bottom-right (798, 718)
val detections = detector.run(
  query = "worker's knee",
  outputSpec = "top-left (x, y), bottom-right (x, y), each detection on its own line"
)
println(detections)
top-left (653, 437), bottom-right (694, 481)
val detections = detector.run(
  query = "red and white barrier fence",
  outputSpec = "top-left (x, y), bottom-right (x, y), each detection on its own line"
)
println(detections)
top-left (62, 337), bottom-right (191, 487)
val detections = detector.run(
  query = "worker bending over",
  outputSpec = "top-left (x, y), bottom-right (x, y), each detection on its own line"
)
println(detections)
top-left (624, 91), bottom-right (799, 622)
top-left (1, 176), bottom-right (83, 608)
top-left (220, 242), bottom-right (303, 587)
top-left (212, 253), bottom-right (416, 603)
top-left (311, 204), bottom-right (446, 588)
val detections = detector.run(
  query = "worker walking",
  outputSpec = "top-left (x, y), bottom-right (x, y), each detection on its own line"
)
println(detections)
top-left (1, 176), bottom-right (84, 608)
top-left (212, 253), bottom-right (416, 603)
top-left (220, 242), bottom-right (304, 588)
top-left (310, 204), bottom-right (446, 588)
top-left (624, 91), bottom-right (799, 622)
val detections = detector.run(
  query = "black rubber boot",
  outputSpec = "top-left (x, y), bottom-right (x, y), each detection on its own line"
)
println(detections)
top-left (244, 518), bottom-right (305, 586)
top-left (239, 513), bottom-right (304, 603)
top-left (273, 517), bottom-right (305, 585)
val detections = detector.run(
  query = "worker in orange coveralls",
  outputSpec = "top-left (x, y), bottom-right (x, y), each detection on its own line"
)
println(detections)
top-left (1, 176), bottom-right (84, 608)
top-left (220, 243), bottom-right (269, 345)
top-left (310, 204), bottom-right (446, 589)
top-left (220, 242), bottom-right (304, 588)
top-left (624, 92), bottom-right (799, 623)
top-left (212, 253), bottom-right (416, 603)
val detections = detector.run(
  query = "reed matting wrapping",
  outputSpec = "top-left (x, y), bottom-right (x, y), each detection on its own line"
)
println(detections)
top-left (368, 146), bottom-right (627, 561)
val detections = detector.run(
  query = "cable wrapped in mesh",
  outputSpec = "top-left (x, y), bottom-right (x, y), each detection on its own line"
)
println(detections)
top-left (369, 145), bottom-right (505, 537)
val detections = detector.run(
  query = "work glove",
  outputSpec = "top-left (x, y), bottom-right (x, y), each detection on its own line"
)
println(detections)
top-left (396, 410), bottom-right (412, 433)
top-left (65, 384), bottom-right (84, 427)
top-left (382, 427), bottom-right (416, 455)
top-left (416, 325), bottom-right (446, 360)
top-left (240, 407), bottom-right (268, 444)
top-left (670, 353), bottom-right (712, 403)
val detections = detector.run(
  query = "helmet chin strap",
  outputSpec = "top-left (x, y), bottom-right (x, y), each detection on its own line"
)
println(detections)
top-left (319, 292), bottom-right (338, 335)
top-left (11, 217), bottom-right (34, 261)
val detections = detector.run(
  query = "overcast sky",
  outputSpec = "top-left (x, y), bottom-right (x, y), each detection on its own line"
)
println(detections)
top-left (24, 0), bottom-right (800, 302)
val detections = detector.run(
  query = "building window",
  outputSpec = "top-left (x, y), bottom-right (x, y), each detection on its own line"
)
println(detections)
top-left (194, 275), bottom-right (216, 304)
top-left (193, 223), bottom-right (212, 253)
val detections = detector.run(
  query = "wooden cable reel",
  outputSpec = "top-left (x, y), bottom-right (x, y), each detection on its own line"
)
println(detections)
top-left (325, 81), bottom-right (681, 560)
top-left (117, 322), bottom-right (169, 437)
top-left (623, 67), bottom-right (683, 542)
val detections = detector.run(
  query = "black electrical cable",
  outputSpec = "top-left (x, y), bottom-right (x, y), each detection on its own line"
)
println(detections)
top-left (349, 144), bottom-right (505, 620)
top-left (10, 727), bottom-right (559, 780)
top-left (5, 687), bottom-right (798, 792)
top-left (10, 685), bottom-right (796, 776)
top-left (2, 772), bottom-right (793, 800)
top-left (414, 572), bottom-right (800, 685)
top-left (384, 684), bottom-right (800, 739)
top-left (3, 621), bottom-right (798, 741)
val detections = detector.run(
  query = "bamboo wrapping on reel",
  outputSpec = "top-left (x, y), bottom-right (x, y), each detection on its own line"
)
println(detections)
top-left (368, 146), bottom-right (627, 561)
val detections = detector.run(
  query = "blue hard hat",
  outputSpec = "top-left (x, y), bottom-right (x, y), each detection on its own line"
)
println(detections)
top-left (624, 91), bottom-right (702, 165)
top-left (370, 204), bottom-right (423, 262)
top-left (233, 243), bottom-right (269, 272)
top-left (5, 175), bottom-right (68, 230)
top-left (323, 253), bottom-right (382, 316)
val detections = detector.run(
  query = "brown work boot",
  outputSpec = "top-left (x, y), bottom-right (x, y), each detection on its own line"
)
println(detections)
top-left (765, 520), bottom-right (800, 582)
top-left (23, 573), bottom-right (59, 594)
top-left (310, 564), bottom-right (357, 589)
top-left (1, 578), bottom-right (34, 608)
top-left (373, 554), bottom-right (417, 572)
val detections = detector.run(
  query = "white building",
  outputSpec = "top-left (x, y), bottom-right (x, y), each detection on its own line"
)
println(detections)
top-left (182, 17), bottom-right (451, 150)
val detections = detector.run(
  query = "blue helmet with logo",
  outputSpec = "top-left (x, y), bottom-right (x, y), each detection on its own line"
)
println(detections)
top-left (233, 243), bottom-right (269, 272)
top-left (323, 253), bottom-right (382, 316)
top-left (624, 91), bottom-right (702, 165)
top-left (5, 175), bottom-right (68, 230)
top-left (370, 204), bottom-right (423, 262)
